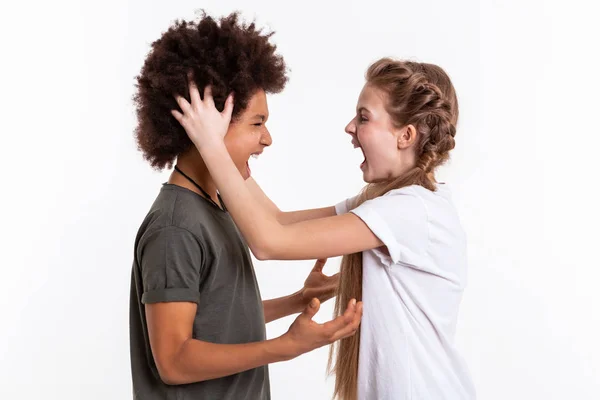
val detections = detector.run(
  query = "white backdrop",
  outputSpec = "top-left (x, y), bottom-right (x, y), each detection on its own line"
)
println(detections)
top-left (1, 0), bottom-right (599, 399)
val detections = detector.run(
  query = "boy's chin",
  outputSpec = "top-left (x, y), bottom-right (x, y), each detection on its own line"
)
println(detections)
top-left (241, 162), bottom-right (251, 180)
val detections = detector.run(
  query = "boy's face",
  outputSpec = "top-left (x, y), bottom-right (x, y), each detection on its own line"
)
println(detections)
top-left (224, 89), bottom-right (272, 180)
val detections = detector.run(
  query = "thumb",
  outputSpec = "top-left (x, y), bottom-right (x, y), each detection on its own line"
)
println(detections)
top-left (302, 298), bottom-right (320, 320)
top-left (312, 258), bottom-right (327, 273)
top-left (222, 93), bottom-right (234, 120)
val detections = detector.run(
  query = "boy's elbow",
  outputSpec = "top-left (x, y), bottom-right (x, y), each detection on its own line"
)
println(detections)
top-left (155, 355), bottom-right (199, 386)
top-left (158, 364), bottom-right (209, 386)
top-left (157, 363), bottom-right (185, 386)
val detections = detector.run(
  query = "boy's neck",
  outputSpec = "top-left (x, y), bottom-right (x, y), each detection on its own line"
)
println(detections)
top-left (168, 149), bottom-right (220, 206)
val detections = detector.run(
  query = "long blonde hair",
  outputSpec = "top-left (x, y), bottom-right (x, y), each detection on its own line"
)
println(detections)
top-left (327, 58), bottom-right (459, 400)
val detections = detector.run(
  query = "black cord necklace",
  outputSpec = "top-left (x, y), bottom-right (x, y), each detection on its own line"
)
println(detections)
top-left (174, 165), bottom-right (226, 211)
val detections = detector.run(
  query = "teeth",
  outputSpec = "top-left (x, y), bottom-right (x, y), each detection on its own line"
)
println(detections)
top-left (251, 153), bottom-right (259, 159)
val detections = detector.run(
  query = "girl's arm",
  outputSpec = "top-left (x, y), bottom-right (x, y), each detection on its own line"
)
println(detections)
top-left (246, 177), bottom-right (336, 225)
top-left (211, 142), bottom-right (381, 260)
top-left (173, 84), bottom-right (383, 260)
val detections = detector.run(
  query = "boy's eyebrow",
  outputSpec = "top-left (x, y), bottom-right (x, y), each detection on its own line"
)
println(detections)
top-left (253, 114), bottom-right (267, 121)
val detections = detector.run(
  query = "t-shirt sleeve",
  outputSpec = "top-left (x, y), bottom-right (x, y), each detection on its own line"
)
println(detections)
top-left (335, 195), bottom-right (359, 215)
top-left (138, 226), bottom-right (204, 304)
top-left (350, 188), bottom-right (428, 266)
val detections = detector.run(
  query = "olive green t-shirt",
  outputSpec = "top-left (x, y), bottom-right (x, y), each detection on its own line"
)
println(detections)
top-left (129, 184), bottom-right (269, 400)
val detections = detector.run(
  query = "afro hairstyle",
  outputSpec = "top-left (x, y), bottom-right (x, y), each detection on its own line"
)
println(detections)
top-left (133, 12), bottom-right (288, 170)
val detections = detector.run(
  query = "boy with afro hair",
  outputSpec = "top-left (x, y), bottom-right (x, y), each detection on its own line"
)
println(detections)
top-left (129, 12), bottom-right (360, 400)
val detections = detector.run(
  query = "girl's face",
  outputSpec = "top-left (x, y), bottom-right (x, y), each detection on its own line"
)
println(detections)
top-left (345, 84), bottom-right (416, 183)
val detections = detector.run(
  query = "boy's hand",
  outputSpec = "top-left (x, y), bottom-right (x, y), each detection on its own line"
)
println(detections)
top-left (299, 259), bottom-right (339, 306)
top-left (279, 298), bottom-right (363, 358)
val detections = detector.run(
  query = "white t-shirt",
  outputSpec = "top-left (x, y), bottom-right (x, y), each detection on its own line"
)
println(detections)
top-left (335, 184), bottom-right (476, 400)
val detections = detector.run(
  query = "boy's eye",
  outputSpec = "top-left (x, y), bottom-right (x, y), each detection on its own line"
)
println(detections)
top-left (253, 123), bottom-right (263, 127)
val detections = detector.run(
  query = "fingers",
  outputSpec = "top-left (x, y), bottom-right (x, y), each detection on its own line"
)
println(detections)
top-left (174, 94), bottom-right (191, 114)
top-left (188, 73), bottom-right (201, 106)
top-left (171, 109), bottom-right (184, 124)
top-left (302, 298), bottom-right (320, 320)
top-left (222, 93), bottom-right (234, 120)
top-left (331, 301), bottom-right (363, 341)
top-left (322, 299), bottom-right (357, 333)
top-left (203, 86), bottom-right (215, 108)
top-left (175, 79), bottom-right (232, 129)
top-left (312, 259), bottom-right (327, 273)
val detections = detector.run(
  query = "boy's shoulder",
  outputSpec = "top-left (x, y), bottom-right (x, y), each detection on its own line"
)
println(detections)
top-left (137, 184), bottom-right (227, 244)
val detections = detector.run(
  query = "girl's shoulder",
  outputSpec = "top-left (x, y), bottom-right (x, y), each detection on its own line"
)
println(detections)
top-left (384, 183), bottom-right (453, 199)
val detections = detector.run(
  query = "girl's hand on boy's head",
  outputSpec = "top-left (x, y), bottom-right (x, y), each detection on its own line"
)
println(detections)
top-left (171, 77), bottom-right (234, 151)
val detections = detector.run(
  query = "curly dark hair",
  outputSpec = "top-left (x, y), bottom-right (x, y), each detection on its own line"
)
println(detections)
top-left (133, 12), bottom-right (288, 170)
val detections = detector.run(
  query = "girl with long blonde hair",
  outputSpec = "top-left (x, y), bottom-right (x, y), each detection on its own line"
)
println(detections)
top-left (172, 57), bottom-right (476, 400)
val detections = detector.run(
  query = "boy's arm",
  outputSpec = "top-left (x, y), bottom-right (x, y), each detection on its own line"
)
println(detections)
top-left (263, 292), bottom-right (303, 324)
top-left (146, 296), bottom-right (362, 385)
top-left (262, 259), bottom-right (339, 324)
top-left (246, 178), bottom-right (336, 225)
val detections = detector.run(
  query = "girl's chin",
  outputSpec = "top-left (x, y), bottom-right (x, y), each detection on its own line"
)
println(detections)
top-left (360, 161), bottom-right (371, 181)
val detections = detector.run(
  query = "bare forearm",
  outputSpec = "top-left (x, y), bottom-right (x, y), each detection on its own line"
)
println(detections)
top-left (202, 145), bottom-right (280, 253)
top-left (263, 292), bottom-right (303, 324)
top-left (168, 337), bottom-right (294, 385)
top-left (246, 178), bottom-right (335, 225)
top-left (246, 177), bottom-right (281, 218)
top-left (279, 207), bottom-right (336, 225)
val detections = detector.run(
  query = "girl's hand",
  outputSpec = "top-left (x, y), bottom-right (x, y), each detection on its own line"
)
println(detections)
top-left (171, 78), bottom-right (234, 151)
